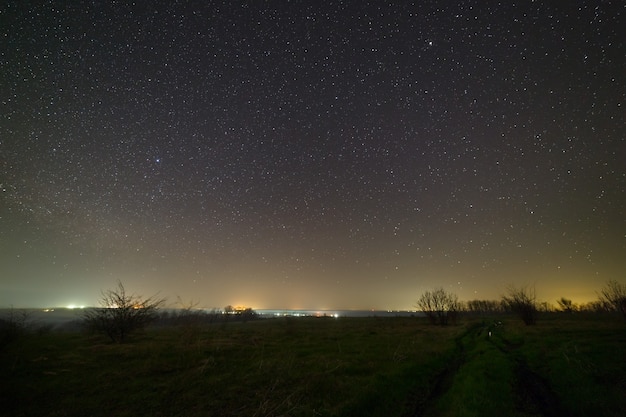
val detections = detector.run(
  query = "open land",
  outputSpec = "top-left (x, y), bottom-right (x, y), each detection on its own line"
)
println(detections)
top-left (1, 314), bottom-right (625, 416)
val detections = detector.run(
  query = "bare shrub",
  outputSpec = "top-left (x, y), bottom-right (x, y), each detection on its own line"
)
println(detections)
top-left (466, 299), bottom-right (504, 315)
top-left (416, 287), bottom-right (461, 325)
top-left (502, 285), bottom-right (537, 325)
top-left (556, 297), bottom-right (576, 313)
top-left (597, 280), bottom-right (626, 319)
top-left (81, 281), bottom-right (165, 343)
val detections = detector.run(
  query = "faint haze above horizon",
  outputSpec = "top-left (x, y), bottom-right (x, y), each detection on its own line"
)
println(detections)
top-left (1, 1), bottom-right (624, 310)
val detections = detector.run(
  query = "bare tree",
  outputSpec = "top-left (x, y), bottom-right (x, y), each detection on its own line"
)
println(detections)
top-left (556, 297), bottom-right (576, 313)
top-left (466, 299), bottom-right (504, 315)
top-left (416, 287), bottom-right (461, 325)
top-left (597, 280), bottom-right (626, 319)
top-left (502, 285), bottom-right (537, 325)
top-left (81, 281), bottom-right (165, 343)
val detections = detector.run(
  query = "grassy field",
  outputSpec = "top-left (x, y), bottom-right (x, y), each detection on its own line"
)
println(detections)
top-left (1, 314), bottom-right (624, 416)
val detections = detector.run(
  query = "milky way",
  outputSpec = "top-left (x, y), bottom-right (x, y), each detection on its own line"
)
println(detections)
top-left (1, 1), bottom-right (624, 309)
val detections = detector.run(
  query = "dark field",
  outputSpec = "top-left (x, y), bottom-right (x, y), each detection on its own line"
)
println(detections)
top-left (1, 315), bottom-right (625, 416)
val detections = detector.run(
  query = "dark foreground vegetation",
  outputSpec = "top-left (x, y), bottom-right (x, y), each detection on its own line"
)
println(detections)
top-left (1, 313), bottom-right (625, 417)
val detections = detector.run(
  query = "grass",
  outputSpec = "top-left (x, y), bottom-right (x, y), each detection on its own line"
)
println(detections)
top-left (504, 315), bottom-right (626, 417)
top-left (1, 314), bottom-right (625, 416)
top-left (427, 324), bottom-right (516, 417)
top-left (0, 317), bottom-right (459, 417)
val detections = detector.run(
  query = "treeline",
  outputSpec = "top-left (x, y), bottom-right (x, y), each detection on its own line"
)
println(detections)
top-left (463, 298), bottom-right (617, 315)
top-left (417, 280), bottom-right (626, 326)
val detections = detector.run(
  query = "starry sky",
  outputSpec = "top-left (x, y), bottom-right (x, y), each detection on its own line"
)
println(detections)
top-left (1, 1), bottom-right (624, 310)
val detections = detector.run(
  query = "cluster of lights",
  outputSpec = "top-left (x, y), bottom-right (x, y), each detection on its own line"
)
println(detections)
top-left (271, 312), bottom-right (339, 318)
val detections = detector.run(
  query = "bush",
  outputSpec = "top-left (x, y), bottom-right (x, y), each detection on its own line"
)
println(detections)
top-left (597, 280), bottom-right (626, 319)
top-left (502, 285), bottom-right (537, 325)
top-left (556, 297), bottom-right (576, 313)
top-left (81, 281), bottom-right (165, 343)
top-left (416, 287), bottom-right (460, 325)
top-left (465, 299), bottom-right (504, 315)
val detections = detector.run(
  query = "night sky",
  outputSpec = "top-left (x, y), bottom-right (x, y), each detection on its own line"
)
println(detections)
top-left (1, 1), bottom-right (624, 310)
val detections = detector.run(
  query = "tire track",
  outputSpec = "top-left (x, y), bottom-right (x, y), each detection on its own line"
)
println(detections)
top-left (402, 324), bottom-right (476, 417)
top-left (404, 322), bottom-right (572, 417)
top-left (502, 338), bottom-right (572, 417)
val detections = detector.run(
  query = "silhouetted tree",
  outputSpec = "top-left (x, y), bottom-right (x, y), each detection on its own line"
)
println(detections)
top-left (597, 280), bottom-right (626, 319)
top-left (81, 281), bottom-right (165, 343)
top-left (502, 285), bottom-right (537, 325)
top-left (556, 297), bottom-right (576, 313)
top-left (416, 287), bottom-right (461, 325)
top-left (466, 299), bottom-right (504, 315)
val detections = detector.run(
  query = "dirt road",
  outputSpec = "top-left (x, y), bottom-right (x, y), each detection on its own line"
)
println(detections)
top-left (404, 322), bottom-right (571, 417)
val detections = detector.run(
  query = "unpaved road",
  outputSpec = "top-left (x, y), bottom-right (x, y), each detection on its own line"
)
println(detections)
top-left (404, 323), bottom-right (572, 417)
